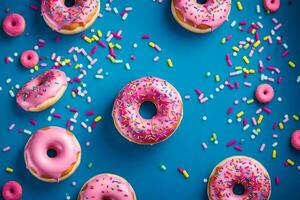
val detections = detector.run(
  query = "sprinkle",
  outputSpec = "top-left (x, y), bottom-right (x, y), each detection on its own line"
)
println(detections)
top-left (257, 115), bottom-right (263, 125)
top-left (167, 59), bottom-right (173, 67)
top-left (234, 145), bottom-right (243, 151)
top-left (160, 164), bottom-right (167, 171)
top-left (287, 159), bottom-right (295, 166)
top-left (6, 167), bottom-right (14, 173)
top-left (288, 61), bottom-right (296, 68)
top-left (259, 143), bottom-right (266, 152)
top-left (237, 1), bottom-right (243, 11)
top-left (94, 116), bottom-right (102, 122)
top-left (243, 56), bottom-right (250, 64)
top-left (272, 150), bottom-right (277, 159)
top-left (52, 113), bottom-right (62, 118)
top-left (2, 146), bottom-right (11, 152)
top-left (279, 122), bottom-right (284, 130)
top-left (226, 139), bottom-right (237, 147)
top-left (293, 115), bottom-right (299, 121)
top-left (275, 176), bottom-right (280, 185)
top-left (88, 162), bottom-right (93, 168)
top-left (8, 123), bottom-right (15, 131)
top-left (202, 142), bottom-right (208, 150)
top-left (236, 111), bottom-right (244, 118)
top-left (182, 170), bottom-right (189, 178)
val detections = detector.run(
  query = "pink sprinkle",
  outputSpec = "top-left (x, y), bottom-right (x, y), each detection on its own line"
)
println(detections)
top-left (255, 32), bottom-right (259, 41)
top-left (234, 145), bottom-right (243, 151)
top-left (86, 111), bottom-right (95, 116)
top-left (29, 4), bottom-right (38, 10)
top-left (130, 55), bottom-right (135, 60)
top-left (234, 82), bottom-right (239, 89)
top-left (5, 56), bottom-right (9, 64)
top-left (226, 54), bottom-right (232, 67)
top-left (243, 117), bottom-right (247, 126)
top-left (177, 167), bottom-right (184, 173)
top-left (225, 82), bottom-right (235, 89)
top-left (227, 107), bottom-right (233, 115)
top-left (267, 66), bottom-right (275, 71)
top-left (66, 120), bottom-right (71, 127)
top-left (52, 113), bottom-right (62, 118)
top-left (112, 32), bottom-right (122, 40)
top-left (266, 56), bottom-right (272, 60)
top-left (239, 21), bottom-right (247, 25)
top-left (277, 77), bottom-right (282, 84)
top-left (91, 121), bottom-right (97, 129)
top-left (195, 89), bottom-right (202, 96)
top-left (74, 78), bottom-right (81, 83)
top-left (284, 161), bottom-right (289, 167)
top-left (272, 123), bottom-right (277, 129)
top-left (252, 117), bottom-right (257, 126)
top-left (142, 35), bottom-right (150, 39)
top-left (55, 36), bottom-right (61, 42)
top-left (262, 106), bottom-right (271, 114)
top-left (275, 176), bottom-right (280, 185)
top-left (226, 139), bottom-right (237, 147)
top-left (30, 119), bottom-right (37, 126)
top-left (89, 46), bottom-right (98, 56)
top-left (226, 34), bottom-right (233, 41)
top-left (281, 50), bottom-right (289, 57)
top-left (97, 40), bottom-right (107, 48)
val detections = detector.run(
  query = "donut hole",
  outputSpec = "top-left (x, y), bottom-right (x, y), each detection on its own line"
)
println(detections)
top-left (263, 90), bottom-right (268, 95)
top-left (197, 0), bottom-right (207, 4)
top-left (65, 0), bottom-right (76, 7)
top-left (27, 55), bottom-right (32, 60)
top-left (233, 183), bottom-right (245, 195)
top-left (271, 0), bottom-right (275, 3)
top-left (102, 197), bottom-right (112, 200)
top-left (47, 148), bottom-right (57, 158)
top-left (11, 21), bottom-right (17, 26)
top-left (139, 101), bottom-right (157, 119)
top-left (9, 188), bottom-right (15, 193)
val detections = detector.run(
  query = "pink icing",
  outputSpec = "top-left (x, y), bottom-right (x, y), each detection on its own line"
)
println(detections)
top-left (208, 156), bottom-right (271, 200)
top-left (255, 84), bottom-right (274, 104)
top-left (112, 77), bottom-right (183, 144)
top-left (41, 0), bottom-right (99, 31)
top-left (2, 13), bottom-right (26, 37)
top-left (263, 0), bottom-right (280, 12)
top-left (174, 0), bottom-right (231, 30)
top-left (24, 126), bottom-right (81, 182)
top-left (78, 174), bottom-right (136, 200)
top-left (20, 50), bottom-right (39, 68)
top-left (291, 130), bottom-right (300, 150)
top-left (2, 181), bottom-right (23, 200)
top-left (16, 69), bottom-right (67, 111)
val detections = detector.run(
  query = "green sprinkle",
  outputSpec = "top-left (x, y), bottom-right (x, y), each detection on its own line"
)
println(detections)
top-left (88, 162), bottom-right (93, 169)
top-left (160, 164), bottom-right (167, 171)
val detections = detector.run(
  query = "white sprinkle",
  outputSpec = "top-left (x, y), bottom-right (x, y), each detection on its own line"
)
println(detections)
top-left (9, 90), bottom-right (15, 97)
top-left (81, 122), bottom-right (87, 129)
top-left (8, 123), bottom-right (15, 131)
top-left (272, 142), bottom-right (278, 148)
top-left (24, 129), bottom-right (32, 135)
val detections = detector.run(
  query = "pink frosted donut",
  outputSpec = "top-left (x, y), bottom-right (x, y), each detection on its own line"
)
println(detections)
top-left (24, 126), bottom-right (81, 182)
top-left (112, 77), bottom-right (183, 145)
top-left (263, 0), bottom-right (280, 12)
top-left (291, 130), bottom-right (300, 150)
top-left (171, 0), bottom-right (231, 33)
top-left (2, 181), bottom-right (22, 200)
top-left (20, 50), bottom-right (39, 68)
top-left (255, 84), bottom-right (274, 103)
top-left (41, 0), bottom-right (100, 34)
top-left (2, 13), bottom-right (25, 37)
top-left (78, 173), bottom-right (136, 200)
top-left (208, 156), bottom-right (271, 200)
top-left (16, 69), bottom-right (67, 112)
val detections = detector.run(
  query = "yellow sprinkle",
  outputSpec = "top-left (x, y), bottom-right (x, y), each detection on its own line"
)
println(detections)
top-left (253, 40), bottom-right (261, 48)
top-left (263, 36), bottom-right (269, 41)
top-left (182, 170), bottom-right (189, 178)
top-left (288, 61), bottom-right (296, 68)
top-left (167, 59), bottom-right (173, 67)
top-left (243, 68), bottom-right (249, 74)
top-left (279, 122), bottom-right (284, 130)
top-left (257, 115), bottom-right (263, 125)
top-left (74, 64), bottom-right (81, 69)
top-left (94, 116), bottom-right (102, 122)
top-left (115, 43), bottom-right (122, 49)
top-left (215, 75), bottom-right (220, 82)
top-left (235, 66), bottom-right (242, 70)
top-left (249, 69), bottom-right (255, 74)
top-left (212, 133), bottom-right (217, 140)
top-left (65, 59), bottom-right (71, 64)
top-left (108, 43), bottom-right (114, 48)
top-left (237, 1), bottom-right (243, 11)
top-left (251, 29), bottom-right (256, 34)
top-left (236, 111), bottom-right (244, 118)
top-left (108, 55), bottom-right (116, 63)
top-left (210, 137), bottom-right (214, 142)
top-left (92, 35), bottom-right (99, 41)
top-left (243, 43), bottom-right (250, 49)
top-left (232, 46), bottom-right (240, 52)
top-left (293, 115), bottom-right (299, 121)
top-left (256, 128), bottom-right (261, 133)
top-left (97, 30), bottom-right (102, 37)
top-left (34, 65), bottom-right (39, 71)
top-left (221, 37), bottom-right (226, 44)
top-left (246, 99), bottom-right (254, 104)
top-left (287, 159), bottom-right (295, 166)
top-left (6, 167), bottom-right (13, 173)
top-left (71, 91), bottom-right (76, 98)
top-left (243, 56), bottom-right (250, 64)
top-left (149, 42), bottom-right (155, 48)
top-left (83, 36), bottom-right (92, 43)
top-left (272, 150), bottom-right (277, 159)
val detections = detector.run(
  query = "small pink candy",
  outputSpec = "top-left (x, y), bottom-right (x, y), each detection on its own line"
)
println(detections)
top-left (20, 50), bottom-right (39, 68)
top-left (291, 130), bottom-right (300, 150)
top-left (263, 0), bottom-right (280, 12)
top-left (2, 13), bottom-right (26, 37)
top-left (255, 84), bottom-right (274, 103)
top-left (2, 181), bottom-right (23, 200)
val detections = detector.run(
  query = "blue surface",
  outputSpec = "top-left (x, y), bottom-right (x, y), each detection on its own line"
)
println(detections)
top-left (0, 0), bottom-right (300, 199)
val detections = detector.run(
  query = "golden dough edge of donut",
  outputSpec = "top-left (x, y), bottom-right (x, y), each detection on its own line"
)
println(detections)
top-left (23, 127), bottom-right (81, 183)
top-left (206, 155), bottom-right (271, 200)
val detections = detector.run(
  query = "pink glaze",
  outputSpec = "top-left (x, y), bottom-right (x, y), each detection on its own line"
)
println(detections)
top-left (291, 130), bottom-right (300, 150)
top-left (112, 77), bottom-right (183, 145)
top-left (174, 0), bottom-right (231, 30)
top-left (255, 84), bottom-right (274, 103)
top-left (78, 174), bottom-right (136, 200)
top-left (263, 0), bottom-right (280, 12)
top-left (24, 126), bottom-right (81, 182)
top-left (208, 156), bottom-right (271, 200)
top-left (2, 181), bottom-right (22, 200)
top-left (41, 0), bottom-right (99, 31)
top-left (2, 13), bottom-right (26, 37)
top-left (16, 69), bottom-right (67, 111)
top-left (20, 50), bottom-right (39, 68)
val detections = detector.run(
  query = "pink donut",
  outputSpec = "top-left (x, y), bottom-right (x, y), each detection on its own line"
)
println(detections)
top-left (41, 0), bottom-right (100, 34)
top-left (255, 84), bottom-right (274, 103)
top-left (78, 173), bottom-right (136, 200)
top-left (20, 50), bottom-right (39, 68)
top-left (112, 77), bottom-right (183, 145)
top-left (172, 0), bottom-right (231, 33)
top-left (208, 156), bottom-right (271, 200)
top-left (16, 69), bottom-right (67, 112)
top-left (24, 126), bottom-right (81, 182)
top-left (1, 181), bottom-right (22, 200)
top-left (263, 0), bottom-right (280, 12)
top-left (2, 13), bottom-right (25, 37)
top-left (291, 130), bottom-right (300, 150)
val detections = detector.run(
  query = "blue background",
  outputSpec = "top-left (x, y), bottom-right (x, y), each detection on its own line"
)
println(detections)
top-left (0, 0), bottom-right (300, 199)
